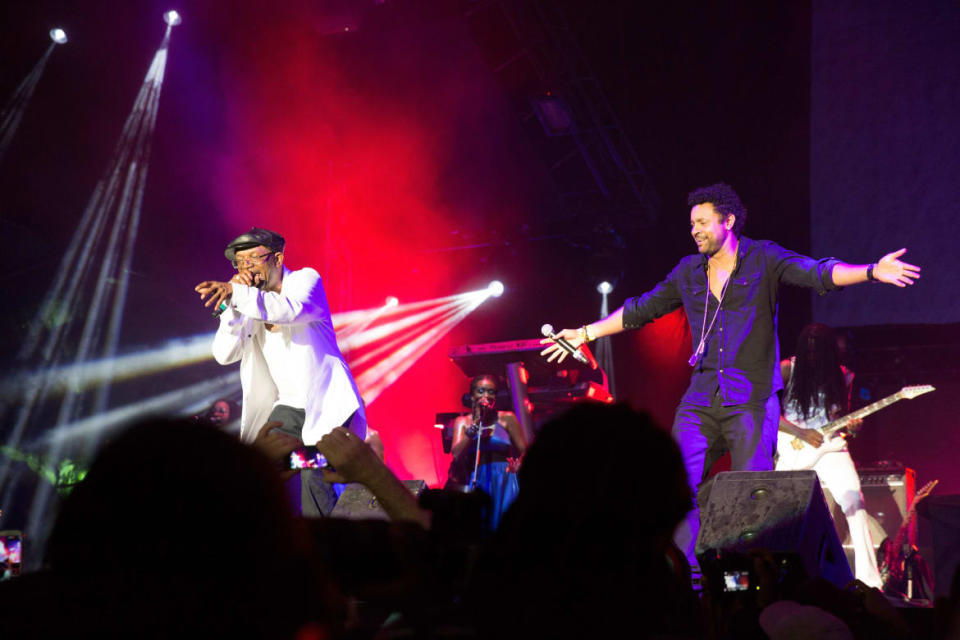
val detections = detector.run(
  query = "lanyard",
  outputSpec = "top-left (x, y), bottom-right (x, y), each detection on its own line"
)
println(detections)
top-left (689, 259), bottom-right (735, 367)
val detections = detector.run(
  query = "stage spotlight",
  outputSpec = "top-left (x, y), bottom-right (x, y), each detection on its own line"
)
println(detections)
top-left (488, 281), bottom-right (504, 297)
top-left (163, 10), bottom-right (182, 26)
top-left (384, 296), bottom-right (399, 307)
top-left (49, 28), bottom-right (68, 44)
top-left (597, 281), bottom-right (613, 295)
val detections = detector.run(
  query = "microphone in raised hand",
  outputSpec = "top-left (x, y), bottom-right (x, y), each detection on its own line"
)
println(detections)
top-left (540, 323), bottom-right (589, 365)
top-left (213, 271), bottom-right (265, 318)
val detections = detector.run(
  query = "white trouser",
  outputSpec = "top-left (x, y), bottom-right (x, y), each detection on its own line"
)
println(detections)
top-left (813, 449), bottom-right (882, 588)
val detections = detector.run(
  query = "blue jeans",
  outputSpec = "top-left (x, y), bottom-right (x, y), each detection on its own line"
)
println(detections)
top-left (671, 391), bottom-right (780, 567)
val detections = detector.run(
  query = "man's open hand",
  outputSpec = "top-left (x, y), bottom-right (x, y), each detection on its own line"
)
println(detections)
top-left (874, 248), bottom-right (920, 287)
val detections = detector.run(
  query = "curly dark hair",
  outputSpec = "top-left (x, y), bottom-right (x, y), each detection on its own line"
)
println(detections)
top-left (687, 182), bottom-right (747, 236)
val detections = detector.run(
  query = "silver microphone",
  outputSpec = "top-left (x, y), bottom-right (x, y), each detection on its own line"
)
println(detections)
top-left (541, 323), bottom-right (589, 365)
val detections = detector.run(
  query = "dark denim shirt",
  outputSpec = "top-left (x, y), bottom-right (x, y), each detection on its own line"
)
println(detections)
top-left (622, 237), bottom-right (841, 407)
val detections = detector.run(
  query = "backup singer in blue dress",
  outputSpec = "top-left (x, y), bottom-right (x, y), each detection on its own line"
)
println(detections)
top-left (447, 375), bottom-right (527, 531)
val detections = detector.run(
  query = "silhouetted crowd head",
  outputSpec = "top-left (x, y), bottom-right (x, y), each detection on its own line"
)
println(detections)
top-left (0, 405), bottom-right (955, 639)
top-left (469, 402), bottom-right (699, 639)
top-left (4, 419), bottom-right (341, 638)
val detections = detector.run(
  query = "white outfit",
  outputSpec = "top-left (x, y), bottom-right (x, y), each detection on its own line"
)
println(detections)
top-left (261, 330), bottom-right (310, 408)
top-left (778, 359), bottom-right (881, 588)
top-left (212, 266), bottom-right (366, 444)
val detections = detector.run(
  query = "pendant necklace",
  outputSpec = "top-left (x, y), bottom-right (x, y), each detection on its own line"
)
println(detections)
top-left (689, 257), bottom-right (735, 367)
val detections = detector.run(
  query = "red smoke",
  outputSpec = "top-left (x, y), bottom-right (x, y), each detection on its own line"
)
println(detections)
top-left (203, 2), bottom-right (469, 484)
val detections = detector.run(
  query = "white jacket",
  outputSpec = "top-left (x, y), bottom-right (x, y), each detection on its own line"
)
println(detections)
top-left (212, 266), bottom-right (366, 444)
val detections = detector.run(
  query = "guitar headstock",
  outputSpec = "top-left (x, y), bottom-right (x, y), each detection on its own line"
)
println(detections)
top-left (901, 384), bottom-right (935, 399)
top-left (914, 479), bottom-right (939, 504)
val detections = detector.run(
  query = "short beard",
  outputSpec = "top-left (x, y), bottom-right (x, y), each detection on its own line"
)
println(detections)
top-left (696, 238), bottom-right (718, 256)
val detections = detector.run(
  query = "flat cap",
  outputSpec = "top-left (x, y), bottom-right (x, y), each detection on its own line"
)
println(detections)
top-left (224, 227), bottom-right (285, 262)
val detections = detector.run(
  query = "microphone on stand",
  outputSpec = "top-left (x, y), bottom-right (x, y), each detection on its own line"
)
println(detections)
top-left (541, 323), bottom-right (590, 365)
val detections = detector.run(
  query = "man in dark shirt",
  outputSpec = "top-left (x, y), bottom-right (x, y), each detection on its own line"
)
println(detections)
top-left (541, 182), bottom-right (921, 568)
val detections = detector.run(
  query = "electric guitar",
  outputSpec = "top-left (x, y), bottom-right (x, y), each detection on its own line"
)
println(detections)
top-left (775, 385), bottom-right (934, 471)
top-left (878, 479), bottom-right (938, 597)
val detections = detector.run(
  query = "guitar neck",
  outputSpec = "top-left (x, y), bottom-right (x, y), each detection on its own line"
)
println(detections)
top-left (820, 392), bottom-right (903, 436)
top-left (891, 505), bottom-right (919, 552)
top-left (890, 482), bottom-right (938, 553)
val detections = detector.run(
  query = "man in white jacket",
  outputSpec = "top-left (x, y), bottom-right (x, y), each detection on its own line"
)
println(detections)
top-left (195, 227), bottom-right (367, 516)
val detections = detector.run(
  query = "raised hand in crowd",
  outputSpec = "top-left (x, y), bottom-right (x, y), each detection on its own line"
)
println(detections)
top-left (316, 427), bottom-right (430, 528)
top-left (253, 420), bottom-right (301, 481)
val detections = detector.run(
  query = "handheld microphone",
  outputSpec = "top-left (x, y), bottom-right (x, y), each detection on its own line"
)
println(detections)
top-left (541, 323), bottom-right (589, 365)
top-left (212, 275), bottom-right (264, 318)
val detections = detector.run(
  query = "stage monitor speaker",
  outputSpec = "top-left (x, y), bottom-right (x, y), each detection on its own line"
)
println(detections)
top-left (330, 480), bottom-right (428, 521)
top-left (696, 470), bottom-right (853, 587)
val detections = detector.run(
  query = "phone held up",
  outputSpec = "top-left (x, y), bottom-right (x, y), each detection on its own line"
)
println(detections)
top-left (288, 446), bottom-right (334, 471)
top-left (0, 530), bottom-right (23, 580)
top-left (722, 570), bottom-right (751, 592)
top-left (286, 410), bottom-right (356, 471)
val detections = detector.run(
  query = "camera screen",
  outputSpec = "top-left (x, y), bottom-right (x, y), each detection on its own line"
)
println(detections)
top-left (288, 446), bottom-right (328, 470)
top-left (0, 533), bottom-right (22, 580)
top-left (723, 570), bottom-right (750, 592)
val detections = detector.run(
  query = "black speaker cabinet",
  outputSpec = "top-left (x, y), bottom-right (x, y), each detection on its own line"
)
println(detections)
top-left (917, 495), bottom-right (960, 599)
top-left (696, 470), bottom-right (853, 587)
top-left (822, 467), bottom-right (915, 570)
top-left (330, 480), bottom-right (427, 520)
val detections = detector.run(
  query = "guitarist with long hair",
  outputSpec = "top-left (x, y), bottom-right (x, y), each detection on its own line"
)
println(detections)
top-left (776, 322), bottom-right (883, 588)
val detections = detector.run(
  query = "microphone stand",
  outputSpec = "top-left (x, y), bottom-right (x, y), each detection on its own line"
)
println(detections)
top-left (469, 400), bottom-right (495, 491)
top-left (470, 401), bottom-right (483, 491)
top-left (904, 545), bottom-right (916, 600)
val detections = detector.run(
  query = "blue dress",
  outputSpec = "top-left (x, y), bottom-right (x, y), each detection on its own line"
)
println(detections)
top-left (452, 420), bottom-right (520, 531)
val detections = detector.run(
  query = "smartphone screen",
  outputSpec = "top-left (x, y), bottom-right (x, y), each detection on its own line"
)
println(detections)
top-left (722, 570), bottom-right (750, 592)
top-left (0, 531), bottom-right (22, 580)
top-left (288, 446), bottom-right (330, 470)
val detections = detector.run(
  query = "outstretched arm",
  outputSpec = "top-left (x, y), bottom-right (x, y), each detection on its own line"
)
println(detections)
top-left (831, 248), bottom-right (920, 288)
top-left (540, 307), bottom-right (625, 363)
top-left (540, 264), bottom-right (684, 364)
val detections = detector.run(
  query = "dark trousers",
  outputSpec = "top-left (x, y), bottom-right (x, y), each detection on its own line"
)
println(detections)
top-left (671, 391), bottom-right (780, 567)
top-left (268, 404), bottom-right (339, 517)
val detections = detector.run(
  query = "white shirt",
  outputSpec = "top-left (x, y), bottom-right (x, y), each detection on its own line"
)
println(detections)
top-left (261, 329), bottom-right (309, 408)
top-left (211, 266), bottom-right (367, 444)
